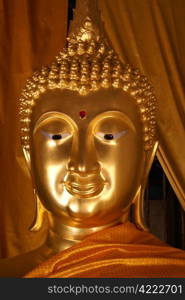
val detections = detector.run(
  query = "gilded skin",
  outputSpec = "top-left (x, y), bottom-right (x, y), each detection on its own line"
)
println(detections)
top-left (31, 88), bottom-right (146, 228)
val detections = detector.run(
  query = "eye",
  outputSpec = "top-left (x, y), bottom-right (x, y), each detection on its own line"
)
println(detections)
top-left (41, 131), bottom-right (71, 140)
top-left (52, 134), bottom-right (62, 140)
top-left (104, 134), bottom-right (114, 140)
top-left (96, 130), bottom-right (128, 141)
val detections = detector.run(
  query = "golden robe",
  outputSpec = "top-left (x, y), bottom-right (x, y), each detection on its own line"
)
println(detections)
top-left (25, 222), bottom-right (185, 278)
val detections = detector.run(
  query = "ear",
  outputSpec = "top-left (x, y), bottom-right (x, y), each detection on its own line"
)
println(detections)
top-left (22, 148), bottom-right (49, 232)
top-left (133, 141), bottom-right (159, 231)
top-left (23, 148), bottom-right (31, 170)
top-left (29, 189), bottom-right (49, 232)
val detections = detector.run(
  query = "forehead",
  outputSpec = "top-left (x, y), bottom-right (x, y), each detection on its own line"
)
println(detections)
top-left (31, 88), bottom-right (141, 129)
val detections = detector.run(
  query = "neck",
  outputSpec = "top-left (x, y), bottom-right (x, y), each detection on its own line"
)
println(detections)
top-left (45, 214), bottom-right (126, 253)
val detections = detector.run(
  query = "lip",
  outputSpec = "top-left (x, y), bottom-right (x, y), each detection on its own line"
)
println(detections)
top-left (64, 181), bottom-right (105, 198)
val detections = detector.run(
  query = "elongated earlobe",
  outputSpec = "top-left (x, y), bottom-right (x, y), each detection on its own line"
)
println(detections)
top-left (29, 189), bottom-right (49, 232)
top-left (23, 148), bottom-right (31, 170)
top-left (133, 141), bottom-right (159, 231)
top-left (133, 186), bottom-right (148, 231)
top-left (22, 148), bottom-right (49, 232)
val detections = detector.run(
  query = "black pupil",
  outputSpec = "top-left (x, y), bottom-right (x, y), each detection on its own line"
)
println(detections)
top-left (52, 134), bottom-right (62, 140)
top-left (104, 134), bottom-right (114, 140)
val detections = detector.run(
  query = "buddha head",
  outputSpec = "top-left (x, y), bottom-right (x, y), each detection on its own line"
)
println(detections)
top-left (19, 2), bottom-right (157, 232)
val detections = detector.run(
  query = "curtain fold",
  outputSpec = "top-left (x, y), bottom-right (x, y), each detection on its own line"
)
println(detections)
top-left (0, 0), bottom-right (68, 258)
top-left (99, 0), bottom-right (185, 209)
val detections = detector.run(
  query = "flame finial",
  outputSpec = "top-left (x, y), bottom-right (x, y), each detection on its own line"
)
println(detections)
top-left (68, 0), bottom-right (105, 41)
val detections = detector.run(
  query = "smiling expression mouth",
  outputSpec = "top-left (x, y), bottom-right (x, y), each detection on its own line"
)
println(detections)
top-left (64, 181), bottom-right (105, 198)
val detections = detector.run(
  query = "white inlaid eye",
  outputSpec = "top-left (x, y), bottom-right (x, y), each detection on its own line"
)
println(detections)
top-left (41, 131), bottom-right (71, 140)
top-left (96, 130), bottom-right (128, 141)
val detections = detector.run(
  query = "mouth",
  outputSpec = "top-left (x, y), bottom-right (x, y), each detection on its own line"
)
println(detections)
top-left (64, 181), bottom-right (105, 198)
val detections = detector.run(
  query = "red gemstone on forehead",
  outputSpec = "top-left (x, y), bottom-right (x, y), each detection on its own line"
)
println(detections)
top-left (79, 110), bottom-right (87, 119)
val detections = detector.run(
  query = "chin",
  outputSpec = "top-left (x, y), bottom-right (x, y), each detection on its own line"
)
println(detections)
top-left (66, 202), bottom-right (99, 220)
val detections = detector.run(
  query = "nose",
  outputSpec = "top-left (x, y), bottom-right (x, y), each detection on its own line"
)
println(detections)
top-left (67, 129), bottom-right (100, 174)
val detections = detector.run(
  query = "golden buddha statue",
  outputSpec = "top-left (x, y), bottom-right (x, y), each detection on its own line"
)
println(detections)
top-left (1, 0), bottom-right (185, 278)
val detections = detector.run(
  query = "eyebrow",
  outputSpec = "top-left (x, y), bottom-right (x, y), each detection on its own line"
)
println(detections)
top-left (89, 111), bottom-right (136, 132)
top-left (34, 110), bottom-right (136, 134)
top-left (33, 111), bottom-right (77, 134)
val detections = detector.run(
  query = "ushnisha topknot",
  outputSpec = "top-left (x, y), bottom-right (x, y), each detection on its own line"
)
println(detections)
top-left (19, 0), bottom-right (157, 152)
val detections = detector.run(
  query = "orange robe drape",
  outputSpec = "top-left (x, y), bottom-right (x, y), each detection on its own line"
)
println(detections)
top-left (25, 222), bottom-right (185, 278)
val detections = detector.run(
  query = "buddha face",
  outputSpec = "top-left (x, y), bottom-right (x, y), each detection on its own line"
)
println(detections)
top-left (30, 88), bottom-right (146, 227)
